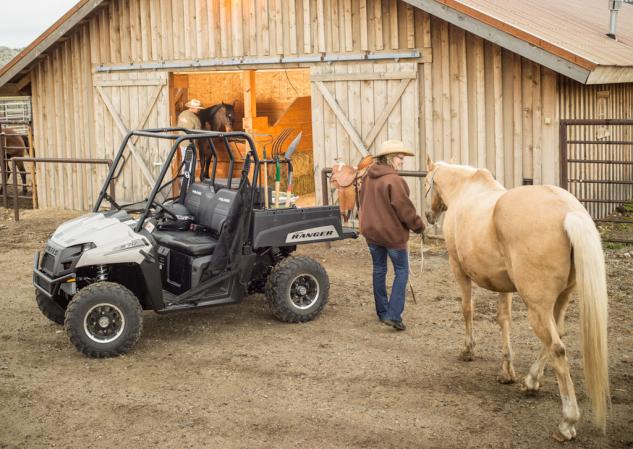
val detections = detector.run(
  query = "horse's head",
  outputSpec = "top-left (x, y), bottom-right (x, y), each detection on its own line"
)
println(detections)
top-left (424, 155), bottom-right (447, 225)
top-left (218, 102), bottom-right (236, 132)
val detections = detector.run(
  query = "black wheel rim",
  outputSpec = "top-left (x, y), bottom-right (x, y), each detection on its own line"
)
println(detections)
top-left (288, 274), bottom-right (319, 310)
top-left (83, 303), bottom-right (125, 343)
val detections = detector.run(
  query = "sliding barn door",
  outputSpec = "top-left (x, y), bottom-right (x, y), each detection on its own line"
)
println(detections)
top-left (310, 62), bottom-right (421, 208)
top-left (93, 71), bottom-right (170, 204)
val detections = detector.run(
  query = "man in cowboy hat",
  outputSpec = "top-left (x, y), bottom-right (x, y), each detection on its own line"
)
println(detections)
top-left (177, 99), bottom-right (204, 131)
top-left (359, 140), bottom-right (425, 331)
top-left (176, 99), bottom-right (205, 161)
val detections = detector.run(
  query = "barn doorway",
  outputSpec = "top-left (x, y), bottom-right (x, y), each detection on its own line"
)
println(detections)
top-left (169, 69), bottom-right (315, 206)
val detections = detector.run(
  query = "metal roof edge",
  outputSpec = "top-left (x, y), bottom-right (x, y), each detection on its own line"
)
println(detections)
top-left (0, 0), bottom-right (105, 88)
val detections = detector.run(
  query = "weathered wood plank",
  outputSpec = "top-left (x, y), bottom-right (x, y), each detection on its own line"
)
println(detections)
top-left (359, 0), bottom-right (368, 51)
top-left (232, 0), bottom-right (243, 56)
top-left (317, 0), bottom-right (326, 52)
top-left (315, 80), bottom-right (368, 157)
top-left (373, 0), bottom-right (383, 50)
top-left (406, 4), bottom-right (415, 49)
top-left (493, 44), bottom-right (504, 184)
top-left (343, 0), bottom-right (352, 51)
top-left (512, 54), bottom-right (523, 187)
top-left (389, 0), bottom-right (398, 49)
top-left (364, 77), bottom-right (411, 149)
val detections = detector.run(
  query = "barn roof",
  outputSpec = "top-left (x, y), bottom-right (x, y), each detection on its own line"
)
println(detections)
top-left (1, 0), bottom-right (633, 88)
top-left (404, 0), bottom-right (633, 83)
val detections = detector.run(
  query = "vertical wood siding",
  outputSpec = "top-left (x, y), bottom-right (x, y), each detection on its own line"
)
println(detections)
top-left (420, 17), bottom-right (559, 188)
top-left (27, 0), bottom-right (633, 210)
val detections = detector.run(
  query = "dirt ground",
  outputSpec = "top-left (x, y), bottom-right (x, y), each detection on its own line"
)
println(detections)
top-left (0, 208), bottom-right (632, 449)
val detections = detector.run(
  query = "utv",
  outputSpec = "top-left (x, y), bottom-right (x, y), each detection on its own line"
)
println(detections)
top-left (33, 128), bottom-right (356, 357)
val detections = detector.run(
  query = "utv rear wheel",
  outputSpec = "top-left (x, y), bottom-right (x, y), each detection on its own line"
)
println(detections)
top-left (65, 282), bottom-right (143, 358)
top-left (35, 291), bottom-right (67, 325)
top-left (265, 256), bottom-right (329, 323)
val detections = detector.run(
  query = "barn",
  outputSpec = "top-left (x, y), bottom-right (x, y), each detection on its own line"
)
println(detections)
top-left (0, 0), bottom-right (632, 218)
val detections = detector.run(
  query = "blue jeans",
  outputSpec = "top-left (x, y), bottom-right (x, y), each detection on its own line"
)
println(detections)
top-left (368, 244), bottom-right (409, 322)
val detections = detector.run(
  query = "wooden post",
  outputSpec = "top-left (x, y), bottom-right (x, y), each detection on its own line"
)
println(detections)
top-left (242, 70), bottom-right (257, 132)
top-left (28, 124), bottom-right (38, 208)
top-left (0, 132), bottom-right (7, 208)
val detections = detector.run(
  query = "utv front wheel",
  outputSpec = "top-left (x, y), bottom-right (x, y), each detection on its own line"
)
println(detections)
top-left (265, 256), bottom-right (329, 323)
top-left (35, 291), bottom-right (67, 325)
top-left (65, 282), bottom-right (143, 358)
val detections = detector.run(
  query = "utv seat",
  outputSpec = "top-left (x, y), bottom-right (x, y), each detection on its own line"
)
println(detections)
top-left (151, 231), bottom-right (218, 256)
top-left (153, 188), bottom-right (238, 257)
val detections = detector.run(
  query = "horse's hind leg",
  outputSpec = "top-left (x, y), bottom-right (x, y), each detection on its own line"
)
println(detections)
top-left (526, 306), bottom-right (580, 441)
top-left (554, 284), bottom-right (574, 338)
top-left (496, 293), bottom-right (517, 384)
top-left (449, 257), bottom-right (475, 361)
top-left (17, 160), bottom-right (27, 193)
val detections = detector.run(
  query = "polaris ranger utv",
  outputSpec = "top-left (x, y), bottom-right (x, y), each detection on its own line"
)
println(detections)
top-left (33, 128), bottom-right (356, 357)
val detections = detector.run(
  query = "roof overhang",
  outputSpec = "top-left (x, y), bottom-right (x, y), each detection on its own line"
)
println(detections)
top-left (404, 0), bottom-right (595, 84)
top-left (407, 0), bottom-right (633, 84)
top-left (0, 0), bottom-right (106, 88)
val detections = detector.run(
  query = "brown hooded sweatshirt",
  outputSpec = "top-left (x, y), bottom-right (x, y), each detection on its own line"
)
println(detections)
top-left (359, 164), bottom-right (424, 250)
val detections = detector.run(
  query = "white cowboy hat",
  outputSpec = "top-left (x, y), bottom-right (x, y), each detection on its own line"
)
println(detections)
top-left (375, 140), bottom-right (415, 158)
top-left (185, 99), bottom-right (205, 109)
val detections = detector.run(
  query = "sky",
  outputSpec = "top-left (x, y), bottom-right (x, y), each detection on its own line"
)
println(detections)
top-left (0, 1), bottom-right (78, 48)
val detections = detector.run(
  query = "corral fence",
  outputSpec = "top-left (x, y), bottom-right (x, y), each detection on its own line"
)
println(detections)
top-left (0, 122), bottom-right (35, 208)
top-left (560, 119), bottom-right (633, 244)
top-left (8, 157), bottom-right (115, 222)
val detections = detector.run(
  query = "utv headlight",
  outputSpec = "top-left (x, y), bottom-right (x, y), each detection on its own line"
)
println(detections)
top-left (82, 242), bottom-right (97, 251)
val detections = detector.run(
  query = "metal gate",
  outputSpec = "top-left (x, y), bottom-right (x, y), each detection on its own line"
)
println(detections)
top-left (560, 119), bottom-right (633, 244)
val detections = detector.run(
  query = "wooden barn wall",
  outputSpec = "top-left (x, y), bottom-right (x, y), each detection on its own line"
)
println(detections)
top-left (29, 0), bottom-right (632, 211)
top-left (88, 0), bottom-right (424, 63)
top-left (558, 79), bottom-right (633, 219)
top-left (420, 17), bottom-right (559, 188)
top-left (31, 24), bottom-right (98, 211)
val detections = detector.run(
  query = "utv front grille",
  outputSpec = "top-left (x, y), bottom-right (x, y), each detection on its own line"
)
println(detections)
top-left (40, 253), bottom-right (55, 275)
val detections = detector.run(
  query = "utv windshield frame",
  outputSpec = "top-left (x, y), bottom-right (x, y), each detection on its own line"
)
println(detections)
top-left (93, 128), bottom-right (262, 233)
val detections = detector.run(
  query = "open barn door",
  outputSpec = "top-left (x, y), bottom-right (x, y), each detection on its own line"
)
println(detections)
top-left (310, 62), bottom-right (421, 208)
top-left (93, 71), bottom-right (170, 204)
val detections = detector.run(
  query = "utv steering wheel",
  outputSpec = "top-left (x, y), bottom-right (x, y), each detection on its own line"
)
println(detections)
top-left (150, 200), bottom-right (178, 221)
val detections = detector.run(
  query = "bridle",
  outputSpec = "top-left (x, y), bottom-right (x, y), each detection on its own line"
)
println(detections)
top-left (425, 169), bottom-right (447, 214)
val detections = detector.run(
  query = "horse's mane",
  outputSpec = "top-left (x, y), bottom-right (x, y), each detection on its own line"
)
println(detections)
top-left (437, 161), bottom-right (504, 190)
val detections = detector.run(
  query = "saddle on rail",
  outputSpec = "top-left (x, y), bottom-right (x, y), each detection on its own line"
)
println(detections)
top-left (330, 155), bottom-right (373, 223)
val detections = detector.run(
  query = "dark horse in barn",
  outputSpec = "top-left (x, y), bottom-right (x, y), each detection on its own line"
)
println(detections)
top-left (1, 128), bottom-right (29, 194)
top-left (197, 102), bottom-right (235, 181)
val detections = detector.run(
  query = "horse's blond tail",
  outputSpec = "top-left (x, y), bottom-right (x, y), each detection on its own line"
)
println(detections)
top-left (564, 211), bottom-right (610, 432)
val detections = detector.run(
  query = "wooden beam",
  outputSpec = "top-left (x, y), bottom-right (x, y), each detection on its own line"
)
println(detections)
top-left (311, 72), bottom-right (417, 82)
top-left (315, 81), bottom-right (368, 157)
top-left (15, 73), bottom-right (31, 91)
top-left (242, 70), bottom-right (257, 131)
top-left (94, 79), bottom-right (168, 87)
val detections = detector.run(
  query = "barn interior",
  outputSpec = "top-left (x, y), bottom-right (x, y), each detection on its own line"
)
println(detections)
top-left (169, 69), bottom-right (315, 206)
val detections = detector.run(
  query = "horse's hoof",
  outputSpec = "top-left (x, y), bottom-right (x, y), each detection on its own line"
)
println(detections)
top-left (459, 351), bottom-right (475, 362)
top-left (497, 373), bottom-right (516, 384)
top-left (552, 427), bottom-right (575, 442)
top-left (521, 383), bottom-right (540, 396)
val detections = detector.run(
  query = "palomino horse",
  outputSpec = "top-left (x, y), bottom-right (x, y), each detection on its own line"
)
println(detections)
top-left (1, 128), bottom-right (28, 194)
top-left (197, 103), bottom-right (236, 180)
top-left (424, 157), bottom-right (609, 441)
